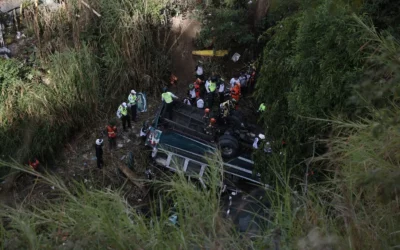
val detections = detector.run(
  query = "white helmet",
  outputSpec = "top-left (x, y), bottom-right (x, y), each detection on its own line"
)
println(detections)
top-left (131, 90), bottom-right (136, 94)
top-left (258, 134), bottom-right (265, 140)
top-left (96, 139), bottom-right (103, 145)
top-left (122, 102), bottom-right (127, 107)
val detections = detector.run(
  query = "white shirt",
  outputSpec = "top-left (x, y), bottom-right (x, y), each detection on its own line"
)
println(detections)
top-left (205, 81), bottom-right (211, 93)
top-left (197, 98), bottom-right (204, 108)
top-left (252, 138), bottom-right (259, 149)
top-left (218, 82), bottom-right (225, 93)
top-left (196, 66), bottom-right (203, 76)
top-left (189, 88), bottom-right (196, 98)
top-left (230, 78), bottom-right (238, 88)
top-left (239, 75), bottom-right (247, 87)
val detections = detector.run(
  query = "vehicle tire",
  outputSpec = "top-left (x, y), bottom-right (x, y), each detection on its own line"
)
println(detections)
top-left (219, 135), bottom-right (239, 158)
top-left (219, 134), bottom-right (239, 148)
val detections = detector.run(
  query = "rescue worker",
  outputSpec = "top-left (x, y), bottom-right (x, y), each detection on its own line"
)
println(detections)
top-left (205, 76), bottom-right (217, 108)
top-left (258, 103), bottom-right (266, 113)
top-left (230, 82), bottom-right (241, 104)
top-left (188, 83), bottom-right (196, 104)
top-left (218, 78), bottom-right (225, 104)
top-left (128, 90), bottom-right (137, 122)
top-left (194, 78), bottom-right (203, 98)
top-left (117, 102), bottom-right (131, 131)
top-left (196, 96), bottom-right (205, 109)
top-left (161, 87), bottom-right (178, 120)
top-left (203, 108), bottom-right (210, 125)
top-left (29, 158), bottom-right (40, 171)
top-left (183, 95), bottom-right (192, 106)
top-left (195, 61), bottom-right (204, 80)
top-left (205, 118), bottom-right (217, 141)
top-left (220, 99), bottom-right (235, 119)
top-left (95, 139), bottom-right (104, 169)
top-left (252, 134), bottom-right (272, 153)
top-left (239, 72), bottom-right (248, 96)
top-left (106, 121), bottom-right (117, 150)
top-left (230, 74), bottom-right (239, 88)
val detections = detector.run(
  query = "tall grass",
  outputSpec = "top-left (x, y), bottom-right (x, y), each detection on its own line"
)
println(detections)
top-left (0, 157), bottom-right (263, 249)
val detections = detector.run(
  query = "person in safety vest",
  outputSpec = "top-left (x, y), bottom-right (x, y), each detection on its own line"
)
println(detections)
top-left (117, 102), bottom-right (131, 131)
top-left (194, 78), bottom-right (203, 98)
top-left (95, 139), bottom-right (104, 169)
top-left (128, 90), bottom-right (137, 122)
top-left (205, 76), bottom-right (217, 108)
top-left (188, 83), bottom-right (196, 104)
top-left (161, 87), bottom-right (178, 120)
top-left (195, 61), bottom-right (204, 80)
top-left (258, 103), bottom-right (266, 113)
top-left (106, 120), bottom-right (117, 150)
top-left (230, 82), bottom-right (241, 103)
top-left (29, 158), bottom-right (40, 171)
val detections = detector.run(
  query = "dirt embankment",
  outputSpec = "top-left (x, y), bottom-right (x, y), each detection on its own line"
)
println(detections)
top-left (169, 14), bottom-right (201, 97)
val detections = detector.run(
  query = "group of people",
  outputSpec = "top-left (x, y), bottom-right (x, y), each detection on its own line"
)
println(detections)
top-left (182, 61), bottom-right (255, 111)
top-left (93, 89), bottom-right (141, 169)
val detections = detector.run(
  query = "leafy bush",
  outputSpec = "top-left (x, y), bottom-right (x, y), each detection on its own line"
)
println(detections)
top-left (255, 0), bottom-right (365, 174)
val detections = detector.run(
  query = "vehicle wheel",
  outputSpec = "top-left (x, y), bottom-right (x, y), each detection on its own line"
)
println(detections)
top-left (219, 135), bottom-right (239, 158)
top-left (219, 134), bottom-right (239, 148)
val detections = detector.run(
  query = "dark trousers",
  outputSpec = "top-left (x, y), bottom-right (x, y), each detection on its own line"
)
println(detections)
top-left (191, 97), bottom-right (196, 105)
top-left (108, 137), bottom-right (116, 150)
top-left (165, 102), bottom-right (173, 120)
top-left (97, 156), bottom-right (103, 169)
top-left (121, 115), bottom-right (131, 130)
top-left (207, 92), bottom-right (214, 108)
top-left (130, 104), bottom-right (137, 122)
top-left (219, 92), bottom-right (224, 104)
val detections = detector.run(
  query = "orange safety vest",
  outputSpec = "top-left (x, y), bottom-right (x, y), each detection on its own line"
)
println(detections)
top-left (231, 84), bottom-right (241, 101)
top-left (194, 79), bottom-right (202, 98)
top-left (107, 125), bottom-right (117, 138)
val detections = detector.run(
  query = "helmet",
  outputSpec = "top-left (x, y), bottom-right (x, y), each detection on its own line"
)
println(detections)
top-left (122, 102), bottom-right (127, 107)
top-left (211, 76), bottom-right (217, 82)
top-left (258, 134), bottom-right (265, 140)
top-left (205, 108), bottom-right (210, 113)
top-left (131, 90), bottom-right (136, 94)
top-left (189, 83), bottom-right (194, 89)
top-left (162, 87), bottom-right (168, 93)
top-left (198, 60), bottom-right (203, 64)
top-left (231, 98), bottom-right (237, 103)
top-left (96, 139), bottom-right (103, 145)
top-left (210, 118), bottom-right (216, 124)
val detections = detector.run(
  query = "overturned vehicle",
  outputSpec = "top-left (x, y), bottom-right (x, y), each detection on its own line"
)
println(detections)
top-left (141, 101), bottom-right (268, 187)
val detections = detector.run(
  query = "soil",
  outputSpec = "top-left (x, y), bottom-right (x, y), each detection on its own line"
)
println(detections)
top-left (169, 14), bottom-right (201, 97)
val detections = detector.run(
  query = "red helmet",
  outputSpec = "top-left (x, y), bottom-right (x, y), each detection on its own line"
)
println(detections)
top-left (205, 108), bottom-right (210, 113)
top-left (210, 118), bottom-right (216, 124)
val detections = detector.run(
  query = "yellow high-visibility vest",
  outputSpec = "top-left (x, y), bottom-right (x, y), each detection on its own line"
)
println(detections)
top-left (162, 92), bottom-right (173, 104)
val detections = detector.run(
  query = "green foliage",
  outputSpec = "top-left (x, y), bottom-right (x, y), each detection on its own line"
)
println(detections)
top-left (255, 0), bottom-right (365, 173)
top-left (0, 158), bottom-right (262, 249)
top-left (196, 8), bottom-right (254, 49)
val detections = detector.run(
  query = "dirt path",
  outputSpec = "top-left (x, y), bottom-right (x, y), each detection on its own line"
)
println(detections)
top-left (169, 14), bottom-right (201, 97)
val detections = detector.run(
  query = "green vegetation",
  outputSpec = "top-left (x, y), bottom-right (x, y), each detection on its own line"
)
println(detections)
top-left (1, 0), bottom-right (400, 249)
top-left (0, 159), bottom-right (266, 249)
top-left (0, 0), bottom-right (176, 161)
